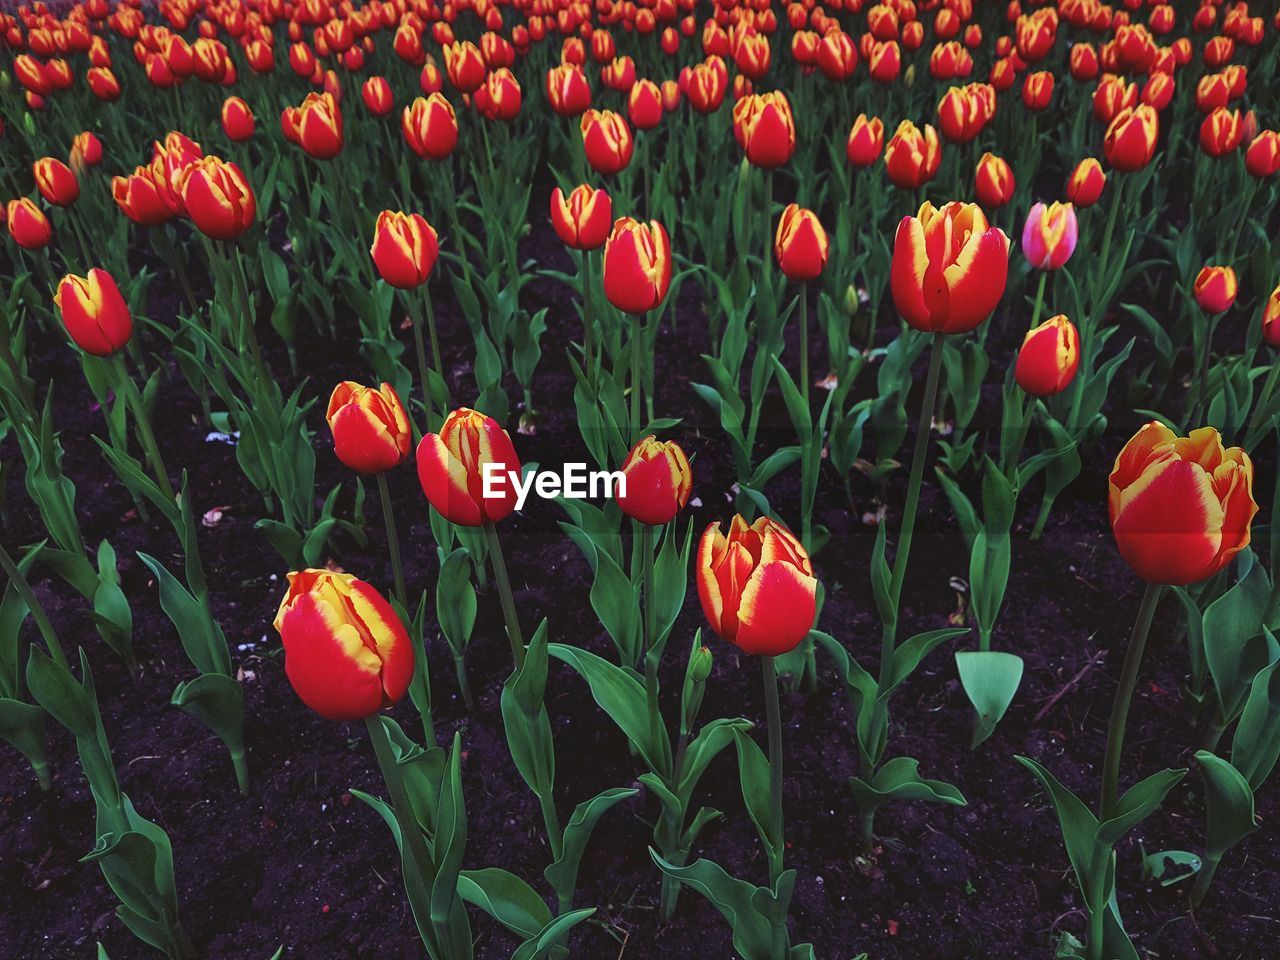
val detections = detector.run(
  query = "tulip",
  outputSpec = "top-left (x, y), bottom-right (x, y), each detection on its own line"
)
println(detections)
top-left (974, 152), bottom-right (1015, 208)
top-left (113, 167), bottom-right (174, 227)
top-left (326, 382), bottom-right (412, 475)
top-left (1200, 107), bottom-right (1243, 158)
top-left (54, 268), bottom-right (133, 356)
top-left (1245, 130), bottom-right (1280, 178)
top-left (774, 204), bottom-right (828, 283)
top-left (1066, 157), bottom-right (1106, 207)
top-left (443, 40), bottom-right (485, 93)
top-left (550, 185), bottom-right (612, 251)
top-left (580, 109), bottom-right (633, 175)
top-left (732, 92), bottom-right (796, 169)
top-left (273, 570), bottom-right (414, 721)
top-left (1193, 265), bottom-right (1237, 314)
top-left (545, 63), bottom-right (591, 116)
top-left (1103, 104), bottom-right (1159, 172)
top-left (362, 76), bottom-right (394, 116)
top-left (616, 436), bottom-right (693, 525)
top-left (1261, 284), bottom-right (1280, 347)
top-left (627, 79), bottom-right (663, 130)
top-left (180, 157), bottom-right (256, 240)
top-left (1109, 423), bottom-right (1256, 587)
top-left (70, 132), bottom-right (103, 171)
top-left (884, 120), bottom-right (942, 189)
top-left (221, 96), bottom-right (255, 141)
top-left (696, 515), bottom-right (817, 656)
top-left (1022, 71), bottom-right (1053, 110)
top-left (33, 157), bottom-right (80, 207)
top-left (475, 68), bottom-right (522, 122)
top-left (891, 201), bottom-right (1010, 335)
top-left (87, 66), bottom-right (121, 100)
top-left (5, 198), bottom-right (52, 249)
top-left (603, 217), bottom-right (671, 314)
top-left (1021, 201), bottom-right (1078, 270)
top-left (846, 114), bottom-right (885, 167)
top-left (402, 94), bottom-right (458, 160)
top-left (286, 91), bottom-right (343, 160)
top-left (1015, 315), bottom-right (1079, 396)
top-left (370, 210), bottom-right (438, 289)
top-left (416, 407), bottom-right (520, 527)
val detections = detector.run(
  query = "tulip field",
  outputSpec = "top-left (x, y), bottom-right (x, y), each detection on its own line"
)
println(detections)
top-left (5, 0), bottom-right (1280, 958)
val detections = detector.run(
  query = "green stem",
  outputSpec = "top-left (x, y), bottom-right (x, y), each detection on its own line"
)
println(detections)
top-left (1100, 581), bottom-right (1164, 819)
top-left (113, 354), bottom-right (175, 501)
top-left (452, 652), bottom-right (475, 711)
top-left (409, 290), bottom-right (434, 431)
top-left (798, 281), bottom-right (809, 409)
top-left (0, 542), bottom-right (69, 671)
top-left (762, 655), bottom-right (785, 956)
top-left (376, 473), bottom-right (407, 608)
top-left (483, 521), bottom-right (525, 670)
top-left (641, 523), bottom-right (660, 746)
top-left (1029, 269), bottom-right (1047, 331)
top-left (581, 250), bottom-right (595, 379)
top-left (629, 313), bottom-right (642, 442)
top-left (1188, 853), bottom-right (1221, 910)
top-left (230, 243), bottom-right (268, 385)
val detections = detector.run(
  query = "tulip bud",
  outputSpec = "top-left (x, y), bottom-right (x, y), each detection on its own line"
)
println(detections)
top-left (891, 201), bottom-right (1009, 335)
top-left (1261, 284), bottom-right (1280, 347)
top-left (1065, 157), bottom-right (1106, 207)
top-left (402, 94), bottom-right (458, 160)
top-left (417, 408), bottom-right (521, 526)
top-left (615, 435), bottom-right (693, 525)
top-left (6, 198), bottom-right (53, 249)
top-left (326, 382), bottom-right (412, 474)
top-left (603, 217), bottom-right (672, 314)
top-left (1193, 265), bottom-right (1237, 314)
top-left (1021, 201), bottom-right (1078, 270)
top-left (221, 96), bottom-right (255, 141)
top-left (1109, 423), bottom-right (1256, 586)
top-left (362, 76), bottom-right (394, 116)
top-left (33, 157), bottom-right (80, 207)
top-left (70, 132), bottom-right (103, 171)
top-left (550, 185), bottom-right (612, 251)
top-left (1103, 104), bottom-right (1159, 172)
top-left (274, 570), bottom-right (414, 720)
top-left (732, 92), bottom-right (796, 169)
top-left (774, 204), bottom-right (829, 282)
top-left (54, 268), bottom-right (133, 356)
top-left (974, 152), bottom-right (1015, 208)
top-left (1245, 131), bottom-right (1280, 178)
top-left (286, 91), bottom-right (344, 160)
top-left (370, 210), bottom-right (438, 289)
top-left (113, 167), bottom-right (174, 227)
top-left (696, 515), bottom-right (817, 656)
top-left (884, 120), bottom-right (942, 189)
top-left (1015, 315), bottom-right (1079, 396)
top-left (681, 641), bottom-right (713, 733)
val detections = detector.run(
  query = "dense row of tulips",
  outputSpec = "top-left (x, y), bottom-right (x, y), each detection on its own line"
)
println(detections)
top-left (3, 0), bottom-right (1280, 957)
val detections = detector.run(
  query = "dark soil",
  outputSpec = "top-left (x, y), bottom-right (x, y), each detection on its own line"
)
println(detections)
top-left (2, 213), bottom-right (1277, 960)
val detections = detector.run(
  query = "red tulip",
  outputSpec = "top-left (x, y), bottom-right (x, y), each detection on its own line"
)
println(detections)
top-left (370, 210), bottom-right (438, 289)
top-left (550, 185), bottom-right (612, 251)
top-left (616, 436), bottom-right (693, 525)
top-left (603, 217), bottom-right (672, 313)
top-left (326, 382), bottom-right (412, 474)
top-left (416, 408), bottom-right (521, 526)
top-left (1015, 315), bottom-right (1079, 396)
top-left (774, 204), bottom-right (829, 282)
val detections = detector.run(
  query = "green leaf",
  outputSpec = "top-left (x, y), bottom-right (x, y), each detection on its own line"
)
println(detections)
top-left (1097, 767), bottom-right (1187, 847)
top-left (510, 908), bottom-right (596, 960)
top-left (458, 867), bottom-right (552, 940)
top-left (732, 730), bottom-right (779, 864)
top-left (1141, 849), bottom-right (1201, 887)
top-left (956, 651), bottom-right (1023, 747)
top-left (544, 786), bottom-right (638, 906)
top-left (884, 628), bottom-right (968, 698)
top-left (850, 756), bottom-right (966, 816)
top-left (1195, 751), bottom-right (1257, 862)
top-left (1232, 659), bottom-right (1280, 789)
top-left (436, 548), bottom-right (477, 656)
top-left (649, 852), bottom-right (777, 960)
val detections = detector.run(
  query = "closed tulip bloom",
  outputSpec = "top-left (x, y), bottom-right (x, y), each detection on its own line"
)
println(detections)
top-left (774, 204), bottom-right (828, 282)
top-left (975, 152), bottom-right (1015, 208)
top-left (546, 63), bottom-right (591, 116)
top-left (628, 79), bottom-right (663, 130)
top-left (402, 94), bottom-right (458, 160)
top-left (70, 132), bottom-right (103, 171)
top-left (1193, 265), bottom-right (1237, 314)
top-left (616, 435), bottom-right (693, 525)
top-left (1021, 201), bottom-right (1078, 270)
top-left (113, 167), bottom-right (174, 226)
top-left (416, 407), bottom-right (521, 526)
top-left (603, 217), bottom-right (672, 313)
top-left (580, 109), bottom-right (634, 175)
top-left (274, 570), bottom-right (414, 721)
top-left (33, 157), bottom-right (80, 207)
top-left (179, 157), bottom-right (256, 240)
top-left (1109, 423), bottom-right (1256, 586)
top-left (1261, 284), bottom-right (1280, 347)
top-left (475, 68), bottom-right (521, 122)
top-left (1103, 104), bottom-right (1159, 172)
top-left (891, 201), bottom-right (1010, 334)
top-left (1245, 131), bottom-right (1280, 178)
top-left (550, 185), bottom-right (612, 250)
top-left (221, 96), bottom-right (255, 141)
top-left (732, 92), bottom-right (796, 169)
top-left (696, 515), bottom-right (818, 656)
top-left (443, 40), bottom-right (486, 93)
top-left (1200, 107), bottom-right (1243, 158)
top-left (1022, 71), bottom-right (1053, 110)
top-left (370, 210), bottom-right (438, 289)
top-left (1015, 315), bottom-right (1079, 396)
top-left (362, 76), bottom-right (394, 116)
top-left (87, 66), bottom-right (122, 100)
top-left (6, 198), bottom-right (53, 249)
top-left (846, 114), bottom-right (885, 167)
top-left (286, 92), bottom-right (343, 160)
top-left (884, 120), bottom-right (942, 189)
top-left (54, 268), bottom-right (133, 356)
top-left (327, 381), bottom-right (412, 474)
top-left (1066, 157), bottom-right (1106, 207)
